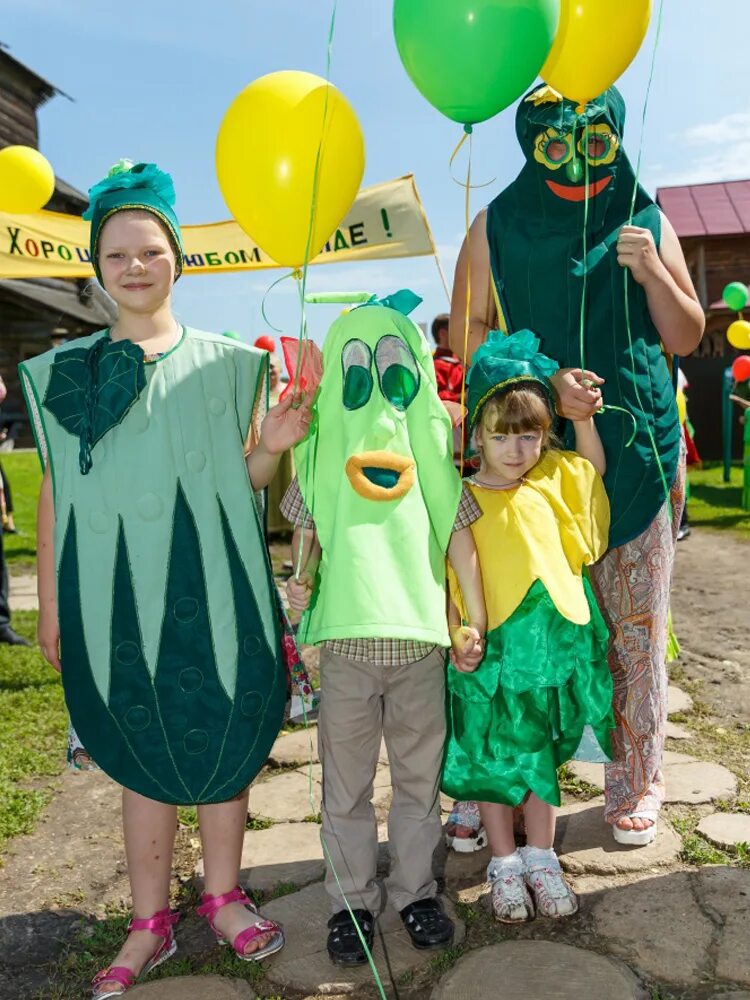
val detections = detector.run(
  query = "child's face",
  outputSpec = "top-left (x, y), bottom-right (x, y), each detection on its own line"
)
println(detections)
top-left (477, 423), bottom-right (543, 483)
top-left (98, 211), bottom-right (176, 313)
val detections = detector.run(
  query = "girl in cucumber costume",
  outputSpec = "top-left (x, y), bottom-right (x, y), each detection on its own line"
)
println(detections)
top-left (20, 162), bottom-right (313, 996)
top-left (283, 293), bottom-right (485, 967)
top-left (450, 85), bottom-right (704, 847)
top-left (444, 329), bottom-right (614, 922)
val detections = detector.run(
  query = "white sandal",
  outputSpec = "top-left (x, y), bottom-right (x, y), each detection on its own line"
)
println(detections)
top-left (487, 852), bottom-right (535, 923)
top-left (612, 810), bottom-right (658, 846)
top-left (522, 847), bottom-right (578, 919)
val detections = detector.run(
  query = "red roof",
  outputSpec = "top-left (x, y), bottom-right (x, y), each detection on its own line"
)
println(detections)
top-left (656, 180), bottom-right (750, 238)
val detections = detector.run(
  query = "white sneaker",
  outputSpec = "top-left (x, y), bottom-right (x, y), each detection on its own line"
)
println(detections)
top-left (487, 851), bottom-right (535, 923)
top-left (521, 846), bottom-right (578, 919)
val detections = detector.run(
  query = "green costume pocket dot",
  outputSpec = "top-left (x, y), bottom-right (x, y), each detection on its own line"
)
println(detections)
top-left (136, 493), bottom-right (163, 521)
top-left (241, 691), bottom-right (264, 718)
top-left (125, 705), bottom-right (151, 731)
top-left (209, 397), bottom-right (227, 415)
top-left (186, 450), bottom-right (206, 473)
top-left (183, 729), bottom-right (209, 755)
top-left (174, 597), bottom-right (199, 623)
top-left (89, 511), bottom-right (109, 534)
top-left (243, 635), bottom-right (261, 655)
top-left (116, 641), bottom-right (141, 665)
top-left (179, 667), bottom-right (204, 693)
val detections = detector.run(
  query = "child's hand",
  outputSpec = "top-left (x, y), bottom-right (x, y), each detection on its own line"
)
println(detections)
top-left (287, 572), bottom-right (314, 612)
top-left (450, 625), bottom-right (484, 673)
top-left (260, 393), bottom-right (313, 455)
top-left (38, 608), bottom-right (61, 673)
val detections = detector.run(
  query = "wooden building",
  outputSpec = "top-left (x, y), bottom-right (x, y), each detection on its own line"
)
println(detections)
top-left (657, 181), bottom-right (750, 459)
top-left (0, 45), bottom-right (116, 444)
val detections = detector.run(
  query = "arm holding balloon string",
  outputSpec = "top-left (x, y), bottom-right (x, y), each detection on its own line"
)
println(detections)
top-left (287, 523), bottom-right (321, 614)
top-left (616, 215), bottom-right (704, 356)
top-left (446, 526), bottom-right (486, 674)
top-left (246, 392), bottom-right (313, 491)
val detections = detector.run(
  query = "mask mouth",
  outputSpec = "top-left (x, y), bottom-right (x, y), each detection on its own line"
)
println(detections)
top-left (345, 450), bottom-right (415, 501)
top-left (545, 175), bottom-right (613, 202)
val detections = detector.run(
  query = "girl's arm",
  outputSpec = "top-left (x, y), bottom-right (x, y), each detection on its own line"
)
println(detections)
top-left (37, 465), bottom-right (61, 672)
top-left (572, 417), bottom-right (606, 477)
top-left (247, 394), bottom-right (313, 490)
top-left (286, 525), bottom-right (321, 613)
top-left (447, 527), bottom-right (487, 635)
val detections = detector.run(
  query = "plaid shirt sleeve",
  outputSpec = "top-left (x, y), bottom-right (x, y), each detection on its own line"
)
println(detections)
top-left (452, 483), bottom-right (481, 531)
top-left (280, 477), bottom-right (315, 529)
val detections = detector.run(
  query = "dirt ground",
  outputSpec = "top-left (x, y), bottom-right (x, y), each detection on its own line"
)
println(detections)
top-left (670, 528), bottom-right (750, 725)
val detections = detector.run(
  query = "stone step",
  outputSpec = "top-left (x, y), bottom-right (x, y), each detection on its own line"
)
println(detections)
top-left (129, 978), bottom-right (255, 999)
top-left (247, 763), bottom-right (393, 824)
top-left (431, 941), bottom-right (647, 999)
top-left (668, 684), bottom-right (694, 716)
top-left (260, 880), bottom-right (465, 995)
top-left (696, 812), bottom-right (750, 850)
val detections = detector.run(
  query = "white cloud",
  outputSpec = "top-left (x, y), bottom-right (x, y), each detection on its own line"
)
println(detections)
top-left (644, 109), bottom-right (750, 189)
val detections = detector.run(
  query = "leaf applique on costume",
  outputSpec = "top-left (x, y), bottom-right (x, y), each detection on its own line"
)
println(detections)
top-left (43, 337), bottom-right (146, 474)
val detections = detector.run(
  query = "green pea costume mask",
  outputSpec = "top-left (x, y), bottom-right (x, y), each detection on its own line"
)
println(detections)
top-left (487, 85), bottom-right (681, 546)
top-left (294, 294), bottom-right (462, 645)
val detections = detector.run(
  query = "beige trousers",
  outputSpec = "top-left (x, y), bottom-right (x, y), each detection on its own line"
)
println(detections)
top-left (318, 646), bottom-right (446, 914)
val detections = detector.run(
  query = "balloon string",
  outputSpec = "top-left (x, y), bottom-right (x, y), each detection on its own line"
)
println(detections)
top-left (261, 269), bottom-right (297, 333)
top-left (449, 129), bottom-right (495, 190)
top-left (579, 122), bottom-right (590, 374)
top-left (451, 127), bottom-right (475, 478)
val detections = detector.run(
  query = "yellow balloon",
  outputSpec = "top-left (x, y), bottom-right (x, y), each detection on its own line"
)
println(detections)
top-left (728, 320), bottom-right (750, 350)
top-left (541, 0), bottom-right (652, 106)
top-left (216, 71), bottom-right (365, 268)
top-left (0, 145), bottom-right (55, 213)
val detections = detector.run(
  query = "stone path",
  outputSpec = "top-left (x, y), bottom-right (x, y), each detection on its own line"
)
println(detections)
top-left (8, 572), bottom-right (37, 612)
top-left (4, 550), bottom-right (749, 1000)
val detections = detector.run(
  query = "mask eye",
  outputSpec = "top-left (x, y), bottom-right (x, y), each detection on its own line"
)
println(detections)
top-left (375, 335), bottom-right (419, 411)
top-left (577, 126), bottom-right (619, 166)
top-left (534, 129), bottom-right (574, 170)
top-left (341, 339), bottom-right (373, 411)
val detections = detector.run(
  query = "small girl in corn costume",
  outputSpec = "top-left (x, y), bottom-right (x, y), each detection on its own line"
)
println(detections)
top-left (444, 331), bottom-right (615, 922)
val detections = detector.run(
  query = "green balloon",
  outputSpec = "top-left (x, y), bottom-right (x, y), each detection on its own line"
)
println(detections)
top-left (723, 281), bottom-right (749, 312)
top-left (393, 0), bottom-right (560, 126)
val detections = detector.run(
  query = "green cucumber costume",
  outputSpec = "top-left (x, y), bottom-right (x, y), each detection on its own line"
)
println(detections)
top-left (19, 164), bottom-right (287, 805)
top-left (294, 292), bottom-right (462, 645)
top-left (487, 85), bottom-right (680, 547)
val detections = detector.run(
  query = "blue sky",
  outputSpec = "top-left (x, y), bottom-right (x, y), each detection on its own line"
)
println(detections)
top-left (2, 1), bottom-right (746, 346)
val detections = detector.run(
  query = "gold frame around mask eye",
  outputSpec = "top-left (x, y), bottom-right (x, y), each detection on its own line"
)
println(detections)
top-left (577, 124), bottom-right (619, 166)
top-left (533, 128), bottom-right (574, 171)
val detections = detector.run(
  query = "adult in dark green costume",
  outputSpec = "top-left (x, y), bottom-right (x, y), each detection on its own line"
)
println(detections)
top-left (21, 162), bottom-right (313, 994)
top-left (450, 85), bottom-right (704, 847)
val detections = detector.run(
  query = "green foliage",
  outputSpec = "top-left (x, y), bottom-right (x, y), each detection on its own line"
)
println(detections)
top-left (0, 611), bottom-right (67, 855)
top-left (1, 451), bottom-right (42, 570)
top-left (689, 461), bottom-right (750, 536)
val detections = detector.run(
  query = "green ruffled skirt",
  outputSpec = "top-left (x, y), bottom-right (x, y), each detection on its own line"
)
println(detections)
top-left (442, 577), bottom-right (614, 807)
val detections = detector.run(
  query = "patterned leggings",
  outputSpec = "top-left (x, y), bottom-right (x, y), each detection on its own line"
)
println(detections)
top-left (588, 464), bottom-right (685, 825)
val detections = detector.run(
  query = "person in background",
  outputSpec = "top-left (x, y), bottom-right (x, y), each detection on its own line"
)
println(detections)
top-left (0, 373), bottom-right (28, 646)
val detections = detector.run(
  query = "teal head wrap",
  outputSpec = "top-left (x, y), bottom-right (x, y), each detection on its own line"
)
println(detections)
top-left (468, 330), bottom-right (559, 436)
top-left (83, 160), bottom-right (184, 283)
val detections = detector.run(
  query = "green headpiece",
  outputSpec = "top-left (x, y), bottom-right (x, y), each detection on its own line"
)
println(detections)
top-left (83, 160), bottom-right (184, 283)
top-left (468, 330), bottom-right (559, 435)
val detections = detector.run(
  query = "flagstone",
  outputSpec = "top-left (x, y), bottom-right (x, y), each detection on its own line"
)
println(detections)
top-left (697, 813), bottom-right (750, 850)
top-left (247, 766), bottom-right (322, 822)
top-left (668, 685), bottom-right (694, 715)
top-left (431, 941), bottom-right (646, 1000)
top-left (568, 752), bottom-right (736, 805)
top-left (262, 881), bottom-right (464, 994)
top-left (556, 798), bottom-right (681, 875)
top-left (129, 976), bottom-right (256, 999)
top-left (268, 728), bottom-right (319, 766)
top-left (665, 721), bottom-right (692, 740)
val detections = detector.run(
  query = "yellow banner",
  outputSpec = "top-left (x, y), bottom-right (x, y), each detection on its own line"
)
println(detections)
top-left (0, 175), bottom-right (437, 279)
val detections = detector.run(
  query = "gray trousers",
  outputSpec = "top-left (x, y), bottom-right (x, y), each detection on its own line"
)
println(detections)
top-left (318, 646), bottom-right (446, 914)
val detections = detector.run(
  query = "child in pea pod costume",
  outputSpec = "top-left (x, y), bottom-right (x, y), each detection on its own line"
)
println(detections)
top-left (284, 292), bottom-right (485, 967)
top-left (450, 84), bottom-right (704, 847)
top-left (20, 162), bottom-right (314, 996)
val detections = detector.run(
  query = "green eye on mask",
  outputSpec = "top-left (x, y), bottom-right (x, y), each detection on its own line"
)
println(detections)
top-left (341, 338), bottom-right (373, 410)
top-left (375, 335), bottom-right (420, 410)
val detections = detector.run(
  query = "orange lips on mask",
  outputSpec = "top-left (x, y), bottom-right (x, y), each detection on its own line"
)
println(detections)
top-left (345, 450), bottom-right (415, 501)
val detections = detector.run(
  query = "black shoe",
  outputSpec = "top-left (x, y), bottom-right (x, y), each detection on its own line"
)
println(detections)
top-left (326, 908), bottom-right (374, 967)
top-left (400, 897), bottom-right (454, 951)
top-left (0, 626), bottom-right (30, 646)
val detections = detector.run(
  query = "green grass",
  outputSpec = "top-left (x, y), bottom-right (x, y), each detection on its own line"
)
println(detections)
top-left (0, 610), bottom-right (67, 856)
top-left (2, 450), bottom-right (42, 569)
top-left (688, 461), bottom-right (750, 535)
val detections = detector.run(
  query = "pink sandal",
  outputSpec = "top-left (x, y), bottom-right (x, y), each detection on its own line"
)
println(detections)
top-left (197, 886), bottom-right (284, 962)
top-left (91, 906), bottom-right (178, 998)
